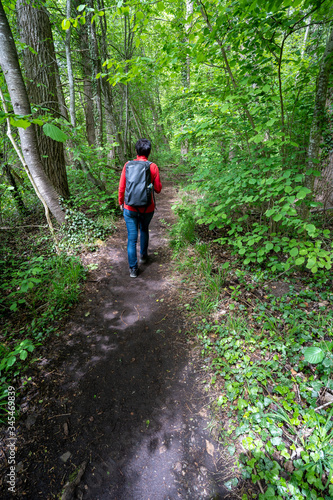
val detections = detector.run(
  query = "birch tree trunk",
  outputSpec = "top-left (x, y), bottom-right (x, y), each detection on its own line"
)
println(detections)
top-left (16, 0), bottom-right (70, 199)
top-left (0, 1), bottom-right (65, 223)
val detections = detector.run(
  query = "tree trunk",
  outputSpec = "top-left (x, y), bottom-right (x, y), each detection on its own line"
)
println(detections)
top-left (3, 163), bottom-right (28, 215)
top-left (54, 61), bottom-right (69, 122)
top-left (90, 1), bottom-right (103, 147)
top-left (78, 17), bottom-right (96, 146)
top-left (65, 0), bottom-right (76, 127)
top-left (96, 1), bottom-right (125, 164)
top-left (151, 91), bottom-right (170, 150)
top-left (16, 0), bottom-right (70, 199)
top-left (0, 2), bottom-right (65, 223)
top-left (307, 28), bottom-right (333, 188)
top-left (180, 0), bottom-right (193, 161)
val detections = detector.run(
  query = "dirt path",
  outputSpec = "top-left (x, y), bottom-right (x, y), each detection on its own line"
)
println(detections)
top-left (2, 185), bottom-right (234, 499)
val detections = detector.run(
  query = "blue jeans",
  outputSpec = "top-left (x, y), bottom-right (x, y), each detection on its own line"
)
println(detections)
top-left (123, 209), bottom-right (154, 269)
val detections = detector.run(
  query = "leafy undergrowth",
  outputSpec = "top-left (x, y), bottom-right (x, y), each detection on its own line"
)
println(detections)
top-left (0, 185), bottom-right (117, 423)
top-left (171, 234), bottom-right (333, 499)
top-left (0, 241), bottom-right (86, 422)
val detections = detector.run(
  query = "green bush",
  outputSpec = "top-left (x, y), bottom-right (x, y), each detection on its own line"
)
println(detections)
top-left (170, 200), bottom-right (197, 250)
top-left (184, 145), bottom-right (333, 274)
top-left (0, 252), bottom-right (86, 422)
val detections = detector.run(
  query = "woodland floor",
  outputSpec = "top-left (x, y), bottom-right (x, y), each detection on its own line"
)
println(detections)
top-left (0, 184), bottom-right (237, 499)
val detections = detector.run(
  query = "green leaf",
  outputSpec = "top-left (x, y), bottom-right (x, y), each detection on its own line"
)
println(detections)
top-left (305, 224), bottom-right (316, 235)
top-left (272, 213), bottom-right (283, 222)
top-left (264, 486), bottom-right (276, 498)
top-left (295, 257), bottom-right (305, 265)
top-left (237, 398), bottom-right (248, 410)
top-left (20, 350), bottom-right (28, 360)
top-left (306, 257), bottom-right (317, 269)
top-left (289, 247), bottom-right (298, 257)
top-left (32, 118), bottom-right (44, 126)
top-left (304, 346), bottom-right (325, 364)
top-left (280, 448), bottom-right (290, 459)
top-left (43, 123), bottom-right (68, 142)
top-left (10, 117), bottom-right (31, 129)
top-left (136, 11), bottom-right (144, 20)
top-left (6, 356), bottom-right (16, 368)
top-left (296, 187), bottom-right (311, 200)
top-left (228, 445), bottom-right (236, 456)
top-left (77, 4), bottom-right (86, 11)
top-left (61, 19), bottom-right (71, 30)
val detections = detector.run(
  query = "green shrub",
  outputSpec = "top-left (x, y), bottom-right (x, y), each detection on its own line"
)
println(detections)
top-left (186, 146), bottom-right (333, 274)
top-left (170, 201), bottom-right (197, 250)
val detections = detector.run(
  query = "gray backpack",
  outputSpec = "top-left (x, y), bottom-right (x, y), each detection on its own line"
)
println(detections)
top-left (125, 160), bottom-right (152, 208)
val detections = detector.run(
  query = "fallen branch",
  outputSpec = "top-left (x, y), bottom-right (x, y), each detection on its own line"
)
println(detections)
top-left (314, 400), bottom-right (333, 412)
top-left (61, 461), bottom-right (87, 500)
top-left (0, 225), bottom-right (48, 230)
top-left (310, 206), bottom-right (333, 213)
top-left (48, 413), bottom-right (71, 420)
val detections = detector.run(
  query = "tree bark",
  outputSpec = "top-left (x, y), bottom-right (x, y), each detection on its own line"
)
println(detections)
top-left (78, 16), bottom-right (96, 146)
top-left (54, 60), bottom-right (69, 122)
top-left (96, 0), bottom-right (125, 163)
top-left (65, 0), bottom-right (76, 127)
top-left (90, 0), bottom-right (103, 147)
top-left (3, 163), bottom-right (28, 215)
top-left (307, 28), bottom-right (333, 187)
top-left (0, 1), bottom-right (65, 223)
top-left (16, 0), bottom-right (70, 199)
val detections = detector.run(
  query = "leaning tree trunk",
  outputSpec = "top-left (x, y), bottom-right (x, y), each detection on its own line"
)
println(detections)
top-left (307, 27), bottom-right (333, 189)
top-left (16, 0), bottom-right (70, 199)
top-left (0, 1), bottom-right (65, 223)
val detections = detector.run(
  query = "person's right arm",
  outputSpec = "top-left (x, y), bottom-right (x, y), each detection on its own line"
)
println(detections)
top-left (118, 166), bottom-right (126, 206)
top-left (151, 163), bottom-right (162, 193)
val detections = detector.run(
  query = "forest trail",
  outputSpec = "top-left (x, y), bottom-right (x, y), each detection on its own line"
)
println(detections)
top-left (3, 184), bottom-right (233, 500)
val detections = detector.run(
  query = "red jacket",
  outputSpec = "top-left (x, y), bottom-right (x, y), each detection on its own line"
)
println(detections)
top-left (118, 155), bottom-right (162, 213)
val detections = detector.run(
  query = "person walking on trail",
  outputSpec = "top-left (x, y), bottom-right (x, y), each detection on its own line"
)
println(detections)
top-left (118, 138), bottom-right (162, 278)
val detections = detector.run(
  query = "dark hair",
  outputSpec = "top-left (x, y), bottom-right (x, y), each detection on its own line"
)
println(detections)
top-left (135, 138), bottom-right (151, 157)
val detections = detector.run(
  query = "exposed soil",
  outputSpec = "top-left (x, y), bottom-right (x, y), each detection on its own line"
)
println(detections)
top-left (1, 184), bottom-right (236, 500)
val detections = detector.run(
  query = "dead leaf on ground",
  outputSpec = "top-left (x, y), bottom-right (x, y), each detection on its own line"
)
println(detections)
top-left (206, 440), bottom-right (214, 456)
